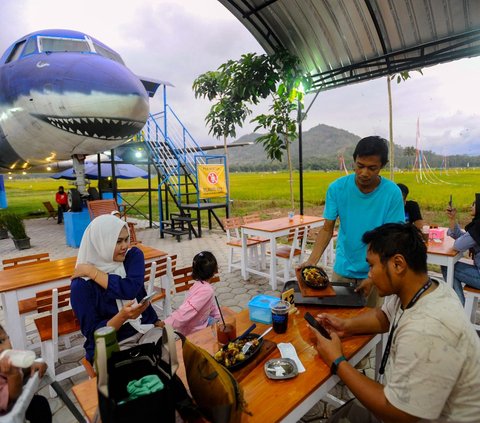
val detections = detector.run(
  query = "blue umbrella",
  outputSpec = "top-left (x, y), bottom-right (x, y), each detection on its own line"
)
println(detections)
top-left (51, 162), bottom-right (148, 180)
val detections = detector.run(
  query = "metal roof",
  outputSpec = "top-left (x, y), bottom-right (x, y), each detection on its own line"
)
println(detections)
top-left (219, 0), bottom-right (480, 91)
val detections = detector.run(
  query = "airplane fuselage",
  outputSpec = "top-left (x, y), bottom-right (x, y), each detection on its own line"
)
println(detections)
top-left (0, 29), bottom-right (149, 170)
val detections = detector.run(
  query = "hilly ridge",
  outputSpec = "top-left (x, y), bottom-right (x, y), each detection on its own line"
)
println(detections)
top-left (227, 123), bottom-right (480, 171)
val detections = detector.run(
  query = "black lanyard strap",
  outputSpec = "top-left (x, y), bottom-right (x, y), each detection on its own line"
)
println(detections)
top-left (379, 278), bottom-right (432, 376)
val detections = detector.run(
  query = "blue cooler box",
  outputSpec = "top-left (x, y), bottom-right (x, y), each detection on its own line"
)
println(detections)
top-left (248, 294), bottom-right (281, 324)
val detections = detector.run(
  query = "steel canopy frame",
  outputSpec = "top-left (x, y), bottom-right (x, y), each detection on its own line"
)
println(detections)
top-left (219, 0), bottom-right (480, 213)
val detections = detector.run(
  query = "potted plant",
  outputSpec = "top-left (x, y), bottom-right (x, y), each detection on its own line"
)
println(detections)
top-left (0, 214), bottom-right (8, 239)
top-left (2, 213), bottom-right (31, 250)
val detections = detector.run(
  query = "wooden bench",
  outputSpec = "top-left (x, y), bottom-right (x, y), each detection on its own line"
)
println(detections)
top-left (2, 252), bottom-right (50, 270)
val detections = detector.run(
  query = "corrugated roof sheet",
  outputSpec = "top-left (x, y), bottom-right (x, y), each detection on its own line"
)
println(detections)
top-left (219, 0), bottom-right (480, 91)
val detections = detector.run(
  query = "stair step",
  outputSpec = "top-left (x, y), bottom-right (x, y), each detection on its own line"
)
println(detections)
top-left (162, 228), bottom-right (190, 236)
top-left (171, 215), bottom-right (196, 223)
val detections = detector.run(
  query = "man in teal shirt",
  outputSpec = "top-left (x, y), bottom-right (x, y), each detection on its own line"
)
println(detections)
top-left (303, 136), bottom-right (404, 306)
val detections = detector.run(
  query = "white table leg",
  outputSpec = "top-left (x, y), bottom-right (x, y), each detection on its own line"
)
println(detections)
top-left (445, 257), bottom-right (454, 288)
top-left (269, 237), bottom-right (277, 290)
top-left (241, 230), bottom-right (249, 280)
top-left (1, 292), bottom-right (25, 350)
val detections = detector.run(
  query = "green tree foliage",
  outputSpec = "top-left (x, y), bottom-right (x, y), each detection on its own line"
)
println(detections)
top-left (193, 50), bottom-right (311, 209)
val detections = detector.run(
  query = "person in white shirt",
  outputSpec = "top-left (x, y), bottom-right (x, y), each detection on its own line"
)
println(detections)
top-left (308, 222), bottom-right (480, 422)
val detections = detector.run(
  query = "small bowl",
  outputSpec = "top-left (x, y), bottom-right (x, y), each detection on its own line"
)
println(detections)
top-left (301, 265), bottom-right (330, 289)
top-left (264, 358), bottom-right (298, 379)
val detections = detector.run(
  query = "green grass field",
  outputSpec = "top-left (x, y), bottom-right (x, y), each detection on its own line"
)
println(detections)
top-left (2, 167), bottom-right (478, 227)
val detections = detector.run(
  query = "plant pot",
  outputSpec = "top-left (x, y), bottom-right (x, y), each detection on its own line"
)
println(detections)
top-left (12, 237), bottom-right (31, 250)
top-left (0, 228), bottom-right (8, 240)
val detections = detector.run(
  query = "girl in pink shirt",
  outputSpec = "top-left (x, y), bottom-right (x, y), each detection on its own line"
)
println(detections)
top-left (162, 251), bottom-right (221, 336)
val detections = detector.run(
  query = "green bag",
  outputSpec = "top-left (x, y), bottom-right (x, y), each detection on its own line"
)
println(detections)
top-left (180, 335), bottom-right (249, 423)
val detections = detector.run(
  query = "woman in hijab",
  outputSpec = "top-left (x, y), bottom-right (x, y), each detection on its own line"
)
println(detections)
top-left (441, 193), bottom-right (480, 305)
top-left (71, 214), bottom-right (162, 362)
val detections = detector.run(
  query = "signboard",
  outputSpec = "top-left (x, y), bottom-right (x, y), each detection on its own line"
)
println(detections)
top-left (197, 164), bottom-right (227, 199)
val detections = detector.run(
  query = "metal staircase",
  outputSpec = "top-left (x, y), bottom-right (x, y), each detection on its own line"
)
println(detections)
top-left (139, 105), bottom-right (228, 240)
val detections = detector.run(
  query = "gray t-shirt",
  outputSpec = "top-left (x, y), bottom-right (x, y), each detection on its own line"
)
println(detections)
top-left (381, 281), bottom-right (480, 421)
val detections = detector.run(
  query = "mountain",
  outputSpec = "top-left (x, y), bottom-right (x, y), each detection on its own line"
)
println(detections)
top-left (227, 124), bottom-right (480, 171)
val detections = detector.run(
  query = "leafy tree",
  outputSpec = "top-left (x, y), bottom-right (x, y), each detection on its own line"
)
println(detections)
top-left (193, 50), bottom-right (310, 210)
top-left (249, 51), bottom-right (310, 210)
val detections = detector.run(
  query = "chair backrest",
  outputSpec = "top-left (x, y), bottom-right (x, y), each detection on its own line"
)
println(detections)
top-left (42, 201), bottom-right (56, 213)
top-left (145, 255), bottom-right (178, 294)
top-left (35, 285), bottom-right (72, 314)
top-left (222, 217), bottom-right (242, 240)
top-left (282, 226), bottom-right (309, 260)
top-left (2, 253), bottom-right (50, 270)
top-left (170, 265), bottom-right (220, 294)
top-left (87, 199), bottom-right (119, 220)
top-left (242, 213), bottom-right (262, 224)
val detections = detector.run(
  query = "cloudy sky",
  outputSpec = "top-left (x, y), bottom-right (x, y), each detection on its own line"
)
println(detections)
top-left (2, 0), bottom-right (479, 155)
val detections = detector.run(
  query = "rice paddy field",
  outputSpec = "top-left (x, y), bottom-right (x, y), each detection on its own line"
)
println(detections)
top-left (2, 167), bottom-right (479, 228)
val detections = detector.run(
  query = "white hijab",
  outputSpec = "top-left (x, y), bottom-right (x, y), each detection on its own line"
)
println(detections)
top-left (76, 215), bottom-right (152, 333)
top-left (76, 214), bottom-right (129, 277)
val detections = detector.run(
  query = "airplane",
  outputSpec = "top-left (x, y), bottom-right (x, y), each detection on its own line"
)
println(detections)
top-left (0, 29), bottom-right (152, 210)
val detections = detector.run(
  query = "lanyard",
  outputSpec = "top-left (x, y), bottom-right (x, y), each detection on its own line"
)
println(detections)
top-left (379, 278), bottom-right (432, 376)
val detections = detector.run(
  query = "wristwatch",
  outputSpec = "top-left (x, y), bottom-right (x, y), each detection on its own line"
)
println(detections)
top-left (330, 355), bottom-right (347, 375)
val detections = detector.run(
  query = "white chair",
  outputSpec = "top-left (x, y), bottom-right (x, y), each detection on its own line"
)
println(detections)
top-left (464, 286), bottom-right (480, 331)
top-left (33, 286), bottom-right (85, 396)
top-left (223, 217), bottom-right (267, 273)
top-left (307, 228), bottom-right (337, 267)
top-left (144, 255), bottom-right (177, 319)
top-left (271, 225), bottom-right (309, 282)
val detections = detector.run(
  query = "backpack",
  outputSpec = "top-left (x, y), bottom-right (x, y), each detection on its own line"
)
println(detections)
top-left (180, 333), bottom-right (249, 423)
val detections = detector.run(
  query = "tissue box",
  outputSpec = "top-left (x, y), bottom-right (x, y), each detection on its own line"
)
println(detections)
top-left (248, 295), bottom-right (280, 324)
top-left (429, 228), bottom-right (445, 241)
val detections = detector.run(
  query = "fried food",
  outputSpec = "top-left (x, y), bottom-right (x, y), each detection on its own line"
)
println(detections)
top-left (214, 337), bottom-right (259, 367)
top-left (302, 266), bottom-right (329, 288)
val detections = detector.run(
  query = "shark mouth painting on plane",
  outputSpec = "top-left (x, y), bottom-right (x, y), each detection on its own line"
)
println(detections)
top-left (0, 29), bottom-right (150, 172)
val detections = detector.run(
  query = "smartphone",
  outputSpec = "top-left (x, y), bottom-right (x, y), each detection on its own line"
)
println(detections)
top-left (304, 312), bottom-right (331, 339)
top-left (448, 194), bottom-right (453, 210)
top-left (139, 292), bottom-right (156, 305)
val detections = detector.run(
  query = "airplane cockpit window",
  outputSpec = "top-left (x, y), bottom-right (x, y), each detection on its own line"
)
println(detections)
top-left (38, 37), bottom-right (91, 53)
top-left (22, 38), bottom-right (37, 56)
top-left (6, 40), bottom-right (26, 63)
top-left (93, 43), bottom-right (124, 65)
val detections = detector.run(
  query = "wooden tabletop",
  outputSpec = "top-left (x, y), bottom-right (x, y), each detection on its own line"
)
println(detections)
top-left (241, 215), bottom-right (324, 232)
top-left (73, 305), bottom-right (376, 422)
top-left (0, 244), bottom-right (167, 293)
top-left (426, 228), bottom-right (459, 256)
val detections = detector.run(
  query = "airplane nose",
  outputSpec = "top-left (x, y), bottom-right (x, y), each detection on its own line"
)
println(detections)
top-left (32, 54), bottom-right (150, 139)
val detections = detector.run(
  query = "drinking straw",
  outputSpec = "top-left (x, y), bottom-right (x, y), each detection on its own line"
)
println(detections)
top-left (215, 296), bottom-right (226, 329)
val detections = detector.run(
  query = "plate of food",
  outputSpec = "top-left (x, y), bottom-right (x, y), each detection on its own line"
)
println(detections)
top-left (213, 334), bottom-right (264, 371)
top-left (301, 265), bottom-right (330, 289)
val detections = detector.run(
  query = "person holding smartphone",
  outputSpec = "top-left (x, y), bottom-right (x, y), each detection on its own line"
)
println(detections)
top-left (306, 223), bottom-right (480, 422)
top-left (442, 193), bottom-right (480, 305)
top-left (71, 214), bottom-right (163, 363)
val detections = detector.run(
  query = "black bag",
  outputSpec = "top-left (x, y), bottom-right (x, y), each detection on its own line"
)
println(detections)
top-left (98, 325), bottom-right (200, 423)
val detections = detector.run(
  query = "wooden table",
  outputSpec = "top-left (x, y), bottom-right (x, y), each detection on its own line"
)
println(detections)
top-left (426, 228), bottom-right (462, 287)
top-left (0, 244), bottom-right (167, 349)
top-left (241, 215), bottom-right (325, 290)
top-left (73, 305), bottom-right (381, 423)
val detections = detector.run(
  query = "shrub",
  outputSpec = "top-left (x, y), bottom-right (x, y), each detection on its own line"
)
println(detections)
top-left (2, 213), bottom-right (28, 239)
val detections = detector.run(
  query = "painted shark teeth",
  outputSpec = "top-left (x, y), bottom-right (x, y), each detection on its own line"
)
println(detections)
top-left (37, 115), bottom-right (143, 139)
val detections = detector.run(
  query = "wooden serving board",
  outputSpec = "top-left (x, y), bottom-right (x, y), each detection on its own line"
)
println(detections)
top-left (232, 340), bottom-right (277, 382)
top-left (297, 275), bottom-right (337, 298)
